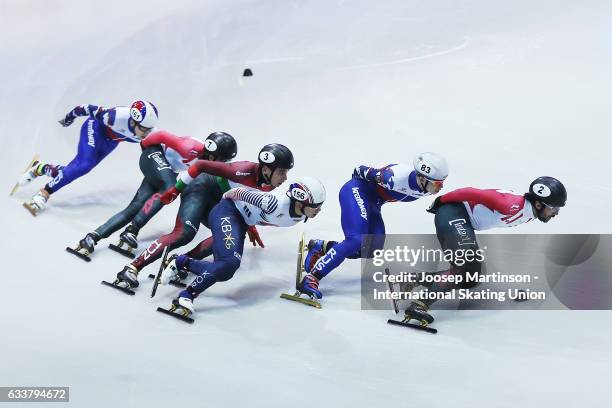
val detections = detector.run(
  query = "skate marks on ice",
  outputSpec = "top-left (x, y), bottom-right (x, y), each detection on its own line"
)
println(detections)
top-left (330, 37), bottom-right (470, 72)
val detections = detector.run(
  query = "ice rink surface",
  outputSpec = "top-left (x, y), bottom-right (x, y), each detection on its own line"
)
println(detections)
top-left (1, 1), bottom-right (611, 406)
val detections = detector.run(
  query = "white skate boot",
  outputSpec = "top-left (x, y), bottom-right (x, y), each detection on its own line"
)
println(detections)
top-left (23, 189), bottom-right (50, 216)
top-left (18, 161), bottom-right (44, 186)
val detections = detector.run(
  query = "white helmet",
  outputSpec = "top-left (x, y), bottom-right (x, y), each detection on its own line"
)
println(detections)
top-left (413, 152), bottom-right (448, 181)
top-left (286, 176), bottom-right (326, 206)
top-left (130, 100), bottom-right (159, 128)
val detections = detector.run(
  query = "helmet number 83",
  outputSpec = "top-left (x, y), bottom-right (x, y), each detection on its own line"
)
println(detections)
top-left (420, 164), bottom-right (431, 174)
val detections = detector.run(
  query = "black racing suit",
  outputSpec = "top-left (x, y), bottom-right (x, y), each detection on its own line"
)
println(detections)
top-left (94, 145), bottom-right (177, 239)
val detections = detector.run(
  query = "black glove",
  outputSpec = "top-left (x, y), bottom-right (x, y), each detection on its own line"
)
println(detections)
top-left (58, 115), bottom-right (74, 127)
top-left (426, 197), bottom-right (443, 214)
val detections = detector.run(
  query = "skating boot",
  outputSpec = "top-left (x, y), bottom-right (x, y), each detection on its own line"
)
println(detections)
top-left (79, 232), bottom-right (99, 254)
top-left (157, 291), bottom-right (195, 323)
top-left (23, 189), bottom-right (50, 216)
top-left (119, 224), bottom-right (139, 249)
top-left (160, 255), bottom-right (189, 285)
top-left (403, 300), bottom-right (434, 326)
top-left (108, 225), bottom-right (139, 258)
top-left (303, 239), bottom-right (333, 273)
top-left (18, 161), bottom-right (45, 186)
top-left (66, 232), bottom-right (100, 262)
top-left (297, 273), bottom-right (323, 299)
top-left (116, 264), bottom-right (140, 288)
top-left (172, 292), bottom-right (194, 315)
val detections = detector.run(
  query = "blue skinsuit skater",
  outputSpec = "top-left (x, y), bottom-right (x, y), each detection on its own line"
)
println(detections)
top-left (300, 152), bottom-right (449, 299)
top-left (19, 100), bottom-right (159, 215)
top-left (156, 176), bottom-right (327, 317)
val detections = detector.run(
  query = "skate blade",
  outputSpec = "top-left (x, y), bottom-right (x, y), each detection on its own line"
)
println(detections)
top-left (280, 292), bottom-right (322, 309)
top-left (384, 268), bottom-right (400, 314)
top-left (22, 202), bottom-right (38, 217)
top-left (101, 280), bottom-right (135, 295)
top-left (387, 319), bottom-right (437, 334)
top-left (147, 274), bottom-right (186, 288)
top-left (10, 153), bottom-right (39, 196)
top-left (65, 246), bottom-right (91, 262)
top-left (108, 243), bottom-right (136, 259)
top-left (156, 307), bottom-right (194, 324)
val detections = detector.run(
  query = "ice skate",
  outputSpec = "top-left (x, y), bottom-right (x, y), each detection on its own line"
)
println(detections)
top-left (160, 257), bottom-right (180, 285)
top-left (157, 292), bottom-right (195, 323)
top-left (66, 232), bottom-right (99, 262)
top-left (387, 300), bottom-right (437, 334)
top-left (296, 273), bottom-right (322, 299)
top-left (101, 264), bottom-right (140, 295)
top-left (108, 225), bottom-right (139, 259)
top-left (23, 189), bottom-right (50, 216)
top-left (18, 161), bottom-right (44, 187)
top-left (116, 264), bottom-right (140, 288)
top-left (403, 300), bottom-right (434, 326)
top-left (10, 154), bottom-right (39, 195)
top-left (281, 233), bottom-right (323, 308)
top-left (303, 239), bottom-right (332, 273)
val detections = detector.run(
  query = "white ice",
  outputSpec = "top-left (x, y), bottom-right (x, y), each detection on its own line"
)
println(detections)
top-left (1, 1), bottom-right (611, 407)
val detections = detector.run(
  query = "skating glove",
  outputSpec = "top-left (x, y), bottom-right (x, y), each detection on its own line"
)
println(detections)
top-left (353, 166), bottom-right (395, 190)
top-left (426, 196), bottom-right (443, 214)
top-left (378, 168), bottom-right (395, 190)
top-left (58, 115), bottom-right (74, 127)
top-left (352, 165), bottom-right (380, 182)
top-left (160, 186), bottom-right (180, 204)
top-left (247, 226), bottom-right (264, 248)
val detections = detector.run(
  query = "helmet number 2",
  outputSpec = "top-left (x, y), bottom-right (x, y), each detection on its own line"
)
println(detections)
top-left (205, 139), bottom-right (218, 152)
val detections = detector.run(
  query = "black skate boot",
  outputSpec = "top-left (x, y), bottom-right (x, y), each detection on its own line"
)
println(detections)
top-left (108, 225), bottom-right (139, 259)
top-left (66, 232), bottom-right (100, 262)
top-left (403, 300), bottom-right (434, 326)
top-left (119, 224), bottom-right (139, 249)
top-left (387, 299), bottom-right (438, 333)
top-left (101, 264), bottom-right (140, 295)
top-left (80, 233), bottom-right (99, 254)
top-left (116, 264), bottom-right (140, 288)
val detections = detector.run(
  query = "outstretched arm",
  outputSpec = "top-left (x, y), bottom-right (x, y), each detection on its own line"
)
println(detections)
top-left (223, 188), bottom-right (278, 214)
top-left (440, 188), bottom-right (515, 214)
top-left (59, 104), bottom-right (107, 126)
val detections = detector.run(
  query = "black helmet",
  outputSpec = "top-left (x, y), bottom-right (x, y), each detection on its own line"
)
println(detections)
top-left (258, 143), bottom-right (294, 169)
top-left (204, 132), bottom-right (237, 162)
top-left (528, 176), bottom-right (567, 207)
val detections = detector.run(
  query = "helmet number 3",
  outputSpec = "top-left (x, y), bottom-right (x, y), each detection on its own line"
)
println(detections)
top-left (259, 151), bottom-right (276, 164)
